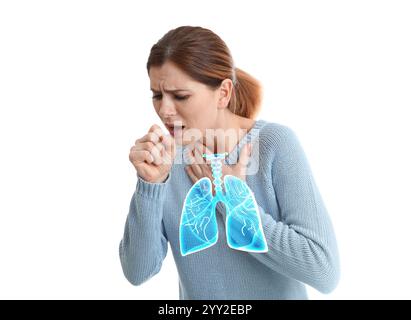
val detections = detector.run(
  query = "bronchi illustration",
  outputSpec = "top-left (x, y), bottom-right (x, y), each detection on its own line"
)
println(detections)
top-left (179, 152), bottom-right (268, 256)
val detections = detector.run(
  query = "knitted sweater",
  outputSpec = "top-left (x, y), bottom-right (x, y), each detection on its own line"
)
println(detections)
top-left (119, 120), bottom-right (340, 299)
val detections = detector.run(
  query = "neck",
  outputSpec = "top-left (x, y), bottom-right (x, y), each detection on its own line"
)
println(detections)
top-left (203, 110), bottom-right (255, 154)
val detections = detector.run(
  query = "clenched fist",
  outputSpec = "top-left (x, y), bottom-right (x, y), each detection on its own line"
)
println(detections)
top-left (129, 124), bottom-right (176, 183)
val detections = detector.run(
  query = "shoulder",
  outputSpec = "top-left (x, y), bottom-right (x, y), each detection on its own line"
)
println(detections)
top-left (258, 120), bottom-right (297, 141)
top-left (256, 120), bottom-right (300, 158)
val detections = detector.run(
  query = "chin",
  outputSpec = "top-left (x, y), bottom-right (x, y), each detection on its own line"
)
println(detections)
top-left (174, 127), bottom-right (203, 146)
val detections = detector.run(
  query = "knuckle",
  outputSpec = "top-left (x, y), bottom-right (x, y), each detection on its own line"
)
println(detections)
top-left (143, 141), bottom-right (154, 150)
top-left (149, 124), bottom-right (161, 133)
top-left (150, 146), bottom-right (160, 156)
top-left (147, 132), bottom-right (158, 142)
top-left (154, 143), bottom-right (164, 153)
top-left (153, 133), bottom-right (163, 144)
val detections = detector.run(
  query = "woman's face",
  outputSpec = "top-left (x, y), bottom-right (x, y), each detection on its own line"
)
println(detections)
top-left (149, 61), bottom-right (227, 145)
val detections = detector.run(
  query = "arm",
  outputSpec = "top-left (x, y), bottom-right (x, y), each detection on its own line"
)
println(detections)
top-left (248, 126), bottom-right (340, 293)
top-left (119, 175), bottom-right (169, 286)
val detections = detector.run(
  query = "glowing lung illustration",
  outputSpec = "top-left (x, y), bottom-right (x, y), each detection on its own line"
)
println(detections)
top-left (179, 177), bottom-right (218, 256)
top-left (179, 152), bottom-right (268, 256)
top-left (224, 175), bottom-right (268, 252)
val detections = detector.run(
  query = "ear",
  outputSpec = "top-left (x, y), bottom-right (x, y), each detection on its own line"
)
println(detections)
top-left (216, 79), bottom-right (234, 109)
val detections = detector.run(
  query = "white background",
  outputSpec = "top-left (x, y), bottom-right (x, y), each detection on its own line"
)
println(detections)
top-left (1, 1), bottom-right (410, 299)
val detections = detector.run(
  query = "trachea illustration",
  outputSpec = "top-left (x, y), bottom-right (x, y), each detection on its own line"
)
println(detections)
top-left (179, 152), bottom-right (268, 256)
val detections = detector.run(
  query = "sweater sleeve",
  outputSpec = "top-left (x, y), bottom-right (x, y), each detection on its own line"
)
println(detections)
top-left (247, 126), bottom-right (340, 293)
top-left (119, 174), bottom-right (169, 286)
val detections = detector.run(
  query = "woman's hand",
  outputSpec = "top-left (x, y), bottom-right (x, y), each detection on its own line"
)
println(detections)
top-left (129, 124), bottom-right (176, 183)
top-left (184, 142), bottom-right (252, 192)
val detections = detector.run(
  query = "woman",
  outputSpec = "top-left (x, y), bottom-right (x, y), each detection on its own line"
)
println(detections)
top-left (119, 26), bottom-right (340, 299)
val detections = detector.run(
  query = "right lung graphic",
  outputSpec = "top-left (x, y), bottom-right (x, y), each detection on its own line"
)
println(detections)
top-left (179, 177), bottom-right (218, 256)
top-left (179, 153), bottom-right (268, 256)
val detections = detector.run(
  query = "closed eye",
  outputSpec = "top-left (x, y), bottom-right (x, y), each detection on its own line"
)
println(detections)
top-left (152, 95), bottom-right (190, 101)
top-left (175, 95), bottom-right (189, 101)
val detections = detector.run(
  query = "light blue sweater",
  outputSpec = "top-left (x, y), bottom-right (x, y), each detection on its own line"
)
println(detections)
top-left (119, 120), bottom-right (340, 299)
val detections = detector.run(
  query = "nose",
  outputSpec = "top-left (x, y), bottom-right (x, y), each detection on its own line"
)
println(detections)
top-left (158, 97), bottom-right (177, 118)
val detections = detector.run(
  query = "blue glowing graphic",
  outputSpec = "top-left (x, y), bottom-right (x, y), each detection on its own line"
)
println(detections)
top-left (179, 153), bottom-right (268, 256)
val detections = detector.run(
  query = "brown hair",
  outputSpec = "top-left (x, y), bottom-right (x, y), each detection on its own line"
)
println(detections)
top-left (146, 26), bottom-right (263, 119)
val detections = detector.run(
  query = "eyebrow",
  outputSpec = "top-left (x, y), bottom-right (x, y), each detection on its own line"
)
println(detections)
top-left (150, 88), bottom-right (191, 93)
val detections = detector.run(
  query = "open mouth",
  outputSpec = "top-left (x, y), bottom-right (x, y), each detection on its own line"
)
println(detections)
top-left (165, 123), bottom-right (186, 136)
